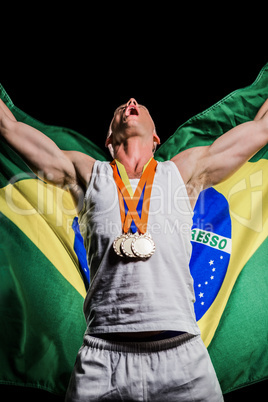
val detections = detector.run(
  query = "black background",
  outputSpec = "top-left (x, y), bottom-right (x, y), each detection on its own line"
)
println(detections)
top-left (1, 14), bottom-right (267, 156)
top-left (2, 53), bottom-right (267, 156)
top-left (1, 8), bottom-right (267, 401)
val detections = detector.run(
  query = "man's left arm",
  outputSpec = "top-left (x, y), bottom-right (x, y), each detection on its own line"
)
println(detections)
top-left (177, 99), bottom-right (268, 192)
top-left (203, 99), bottom-right (268, 187)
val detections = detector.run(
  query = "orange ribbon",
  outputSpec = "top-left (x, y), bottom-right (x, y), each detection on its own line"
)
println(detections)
top-left (110, 158), bottom-right (157, 234)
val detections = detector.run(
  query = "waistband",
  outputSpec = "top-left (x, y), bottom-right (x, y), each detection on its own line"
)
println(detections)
top-left (83, 332), bottom-right (198, 354)
top-left (92, 330), bottom-right (186, 343)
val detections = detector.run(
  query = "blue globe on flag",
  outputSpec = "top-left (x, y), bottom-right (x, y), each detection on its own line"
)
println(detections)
top-left (190, 187), bottom-right (232, 321)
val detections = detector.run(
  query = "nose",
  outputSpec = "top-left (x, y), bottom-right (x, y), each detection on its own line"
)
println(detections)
top-left (127, 98), bottom-right (138, 106)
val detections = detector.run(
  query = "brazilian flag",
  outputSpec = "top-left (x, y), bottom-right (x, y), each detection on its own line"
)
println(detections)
top-left (157, 62), bottom-right (268, 393)
top-left (0, 63), bottom-right (267, 397)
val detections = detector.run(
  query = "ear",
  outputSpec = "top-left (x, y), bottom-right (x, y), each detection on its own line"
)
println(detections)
top-left (153, 132), bottom-right (161, 145)
top-left (105, 134), bottom-right (113, 147)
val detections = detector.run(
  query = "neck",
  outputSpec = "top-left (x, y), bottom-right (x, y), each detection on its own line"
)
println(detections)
top-left (114, 138), bottom-right (154, 178)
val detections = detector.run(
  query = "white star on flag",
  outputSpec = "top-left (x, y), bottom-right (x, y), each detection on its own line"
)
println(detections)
top-left (195, 254), bottom-right (228, 313)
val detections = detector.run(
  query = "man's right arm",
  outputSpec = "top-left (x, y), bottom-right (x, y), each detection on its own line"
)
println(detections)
top-left (0, 99), bottom-right (95, 209)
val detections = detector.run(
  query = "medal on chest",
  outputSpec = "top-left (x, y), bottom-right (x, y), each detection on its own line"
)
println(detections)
top-left (110, 158), bottom-right (157, 259)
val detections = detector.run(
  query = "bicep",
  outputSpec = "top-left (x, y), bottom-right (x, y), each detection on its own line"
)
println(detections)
top-left (3, 119), bottom-right (77, 186)
top-left (201, 119), bottom-right (268, 187)
top-left (172, 103), bottom-right (268, 196)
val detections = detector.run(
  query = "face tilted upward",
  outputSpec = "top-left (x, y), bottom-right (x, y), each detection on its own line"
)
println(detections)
top-left (106, 98), bottom-right (160, 155)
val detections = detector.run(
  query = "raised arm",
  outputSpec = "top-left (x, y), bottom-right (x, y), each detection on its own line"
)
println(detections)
top-left (173, 99), bottom-right (268, 206)
top-left (0, 99), bottom-right (95, 209)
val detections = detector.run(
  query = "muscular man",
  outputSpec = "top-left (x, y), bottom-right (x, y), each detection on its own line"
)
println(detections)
top-left (0, 97), bottom-right (268, 401)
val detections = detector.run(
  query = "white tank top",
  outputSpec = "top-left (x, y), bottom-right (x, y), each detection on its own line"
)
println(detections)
top-left (79, 160), bottom-right (200, 335)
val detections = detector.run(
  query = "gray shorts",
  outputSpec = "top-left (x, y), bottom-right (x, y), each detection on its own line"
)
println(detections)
top-left (65, 333), bottom-right (223, 401)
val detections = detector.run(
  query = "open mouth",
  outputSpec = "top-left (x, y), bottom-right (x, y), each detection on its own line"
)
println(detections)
top-left (125, 105), bottom-right (139, 117)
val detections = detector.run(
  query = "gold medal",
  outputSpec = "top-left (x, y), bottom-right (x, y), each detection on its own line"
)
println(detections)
top-left (132, 233), bottom-right (155, 259)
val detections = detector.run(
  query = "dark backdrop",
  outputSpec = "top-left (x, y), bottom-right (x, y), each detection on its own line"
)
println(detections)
top-left (0, 14), bottom-right (267, 401)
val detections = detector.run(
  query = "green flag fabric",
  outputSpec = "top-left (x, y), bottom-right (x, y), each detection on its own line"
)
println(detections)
top-left (0, 63), bottom-right (267, 396)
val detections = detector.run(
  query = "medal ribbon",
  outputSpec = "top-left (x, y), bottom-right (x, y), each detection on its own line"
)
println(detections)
top-left (110, 158), bottom-right (157, 234)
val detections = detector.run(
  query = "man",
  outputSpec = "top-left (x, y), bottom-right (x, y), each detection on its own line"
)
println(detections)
top-left (0, 96), bottom-right (268, 401)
